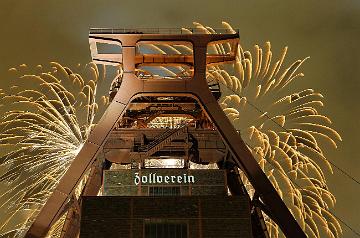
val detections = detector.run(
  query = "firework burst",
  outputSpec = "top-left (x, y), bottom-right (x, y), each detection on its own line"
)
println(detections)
top-left (138, 22), bottom-right (342, 237)
top-left (0, 62), bottom-right (108, 237)
top-left (205, 22), bottom-right (342, 238)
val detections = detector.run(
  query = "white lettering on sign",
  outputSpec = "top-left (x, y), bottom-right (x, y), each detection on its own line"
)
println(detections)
top-left (134, 172), bottom-right (195, 185)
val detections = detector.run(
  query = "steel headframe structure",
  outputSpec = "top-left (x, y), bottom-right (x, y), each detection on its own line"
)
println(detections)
top-left (25, 28), bottom-right (306, 238)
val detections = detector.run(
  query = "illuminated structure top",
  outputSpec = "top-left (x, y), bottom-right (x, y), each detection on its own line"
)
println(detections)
top-left (88, 27), bottom-right (239, 72)
top-left (89, 27), bottom-right (239, 34)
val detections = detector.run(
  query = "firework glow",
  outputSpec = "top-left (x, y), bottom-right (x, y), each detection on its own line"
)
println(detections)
top-left (0, 62), bottom-right (109, 237)
top-left (0, 22), bottom-right (342, 238)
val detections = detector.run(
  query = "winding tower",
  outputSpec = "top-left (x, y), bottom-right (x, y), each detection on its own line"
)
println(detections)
top-left (25, 28), bottom-right (306, 238)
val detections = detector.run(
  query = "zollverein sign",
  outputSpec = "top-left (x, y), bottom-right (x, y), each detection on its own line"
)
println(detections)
top-left (134, 172), bottom-right (195, 185)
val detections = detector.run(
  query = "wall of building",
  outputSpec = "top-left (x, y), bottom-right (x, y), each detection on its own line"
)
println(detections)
top-left (80, 196), bottom-right (252, 238)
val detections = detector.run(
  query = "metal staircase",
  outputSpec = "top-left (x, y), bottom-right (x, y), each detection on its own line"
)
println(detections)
top-left (130, 123), bottom-right (189, 160)
top-left (208, 82), bottom-right (221, 100)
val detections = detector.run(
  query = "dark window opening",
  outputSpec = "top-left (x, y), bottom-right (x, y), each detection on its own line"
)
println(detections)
top-left (149, 186), bottom-right (181, 196)
top-left (144, 220), bottom-right (188, 238)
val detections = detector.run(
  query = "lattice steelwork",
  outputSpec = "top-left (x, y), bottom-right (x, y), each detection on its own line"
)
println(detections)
top-left (24, 28), bottom-right (306, 238)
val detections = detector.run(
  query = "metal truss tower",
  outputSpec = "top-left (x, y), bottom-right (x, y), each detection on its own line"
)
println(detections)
top-left (25, 28), bottom-right (306, 238)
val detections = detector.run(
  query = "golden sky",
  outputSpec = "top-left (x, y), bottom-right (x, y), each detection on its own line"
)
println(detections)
top-left (0, 0), bottom-right (359, 237)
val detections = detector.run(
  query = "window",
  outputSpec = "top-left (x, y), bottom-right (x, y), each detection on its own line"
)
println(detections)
top-left (149, 186), bottom-right (181, 196)
top-left (144, 219), bottom-right (188, 238)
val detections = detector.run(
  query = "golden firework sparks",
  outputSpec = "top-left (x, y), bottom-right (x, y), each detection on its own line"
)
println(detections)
top-left (0, 62), bottom-right (108, 237)
top-left (0, 22), bottom-right (342, 238)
